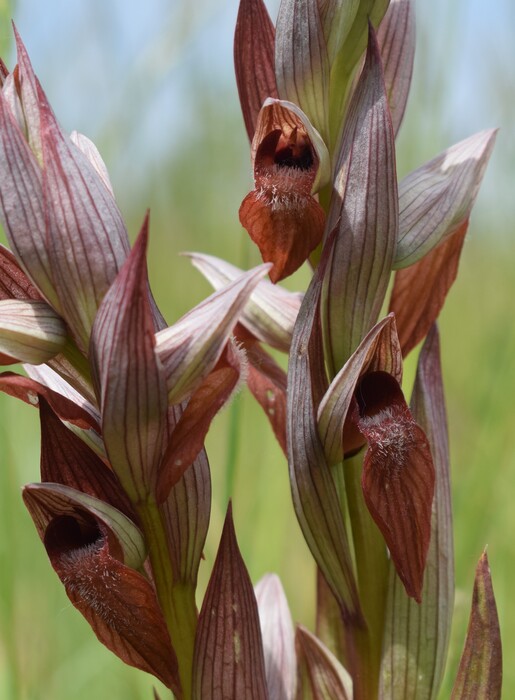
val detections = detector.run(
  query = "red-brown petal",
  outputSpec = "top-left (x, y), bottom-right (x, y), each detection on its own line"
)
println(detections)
top-left (39, 397), bottom-right (134, 519)
top-left (239, 188), bottom-right (325, 283)
top-left (241, 331), bottom-right (287, 455)
top-left (357, 371), bottom-right (435, 602)
top-left (156, 341), bottom-right (242, 502)
top-left (389, 218), bottom-right (468, 356)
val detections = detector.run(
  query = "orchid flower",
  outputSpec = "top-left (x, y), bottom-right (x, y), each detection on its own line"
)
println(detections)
top-left (0, 0), bottom-right (503, 698)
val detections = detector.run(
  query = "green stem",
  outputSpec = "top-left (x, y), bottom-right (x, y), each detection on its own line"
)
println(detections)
top-left (137, 498), bottom-right (197, 700)
top-left (223, 393), bottom-right (242, 506)
top-left (344, 452), bottom-right (389, 700)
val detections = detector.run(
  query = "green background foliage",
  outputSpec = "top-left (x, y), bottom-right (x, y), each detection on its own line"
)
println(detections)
top-left (0, 0), bottom-right (513, 697)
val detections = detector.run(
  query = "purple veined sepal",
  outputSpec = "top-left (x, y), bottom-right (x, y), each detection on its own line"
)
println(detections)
top-left (192, 504), bottom-right (268, 699)
top-left (186, 252), bottom-right (302, 353)
top-left (377, 0), bottom-right (416, 138)
top-left (296, 625), bottom-right (353, 699)
top-left (155, 261), bottom-right (271, 404)
top-left (451, 551), bottom-right (502, 700)
top-left (255, 573), bottom-right (297, 700)
top-left (0, 298), bottom-right (66, 365)
top-left (321, 22), bottom-right (398, 374)
top-left (234, 0), bottom-right (278, 142)
top-left (90, 214), bottom-right (167, 504)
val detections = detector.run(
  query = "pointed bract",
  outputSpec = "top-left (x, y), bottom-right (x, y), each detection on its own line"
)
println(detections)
top-left (275, 0), bottom-right (330, 139)
top-left (377, 0), bottom-right (415, 137)
top-left (394, 129), bottom-right (497, 268)
top-left (155, 263), bottom-right (270, 404)
top-left (187, 252), bottom-right (301, 352)
top-left (234, 0), bottom-right (278, 141)
top-left (0, 87), bottom-right (58, 306)
top-left (192, 505), bottom-right (268, 699)
top-left (13, 26), bottom-right (43, 160)
top-left (39, 82), bottom-right (130, 350)
top-left (296, 625), bottom-right (353, 700)
top-left (322, 24), bottom-right (398, 372)
top-left (451, 552), bottom-right (502, 700)
top-left (90, 216), bottom-right (168, 503)
top-left (255, 573), bottom-right (296, 700)
top-left (23, 483), bottom-right (180, 693)
top-left (287, 233), bottom-right (362, 623)
top-left (328, 0), bottom-right (389, 145)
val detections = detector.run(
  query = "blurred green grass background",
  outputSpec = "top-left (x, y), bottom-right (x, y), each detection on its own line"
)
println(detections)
top-left (0, 0), bottom-right (514, 698)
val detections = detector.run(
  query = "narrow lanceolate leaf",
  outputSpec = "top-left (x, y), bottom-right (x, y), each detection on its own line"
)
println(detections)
top-left (317, 314), bottom-right (402, 466)
top-left (0, 89), bottom-right (58, 307)
top-left (275, 0), bottom-right (330, 139)
top-left (39, 398), bottom-right (132, 520)
top-left (22, 484), bottom-right (180, 694)
top-left (234, 0), bottom-right (278, 141)
top-left (328, 0), bottom-right (389, 145)
top-left (0, 244), bottom-right (41, 301)
top-left (389, 218), bottom-right (468, 356)
top-left (451, 552), bottom-right (502, 700)
top-left (39, 82), bottom-right (130, 351)
top-left (288, 234), bottom-right (361, 623)
top-left (13, 27), bottom-right (43, 160)
top-left (0, 299), bottom-right (66, 364)
top-left (90, 217), bottom-right (167, 504)
top-left (156, 340), bottom-right (243, 502)
top-left (186, 252), bottom-right (302, 353)
top-left (155, 263), bottom-right (270, 404)
top-left (255, 574), bottom-right (296, 700)
top-left (357, 371), bottom-right (435, 602)
top-left (192, 506), bottom-right (268, 700)
top-left (394, 130), bottom-right (497, 268)
top-left (380, 326), bottom-right (454, 699)
top-left (377, 0), bottom-right (415, 137)
top-left (296, 626), bottom-right (353, 700)
top-left (322, 24), bottom-right (398, 374)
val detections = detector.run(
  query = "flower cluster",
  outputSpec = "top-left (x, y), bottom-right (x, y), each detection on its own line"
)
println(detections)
top-left (0, 0), bottom-right (502, 698)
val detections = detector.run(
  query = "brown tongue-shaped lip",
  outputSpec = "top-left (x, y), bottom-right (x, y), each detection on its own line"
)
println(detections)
top-left (356, 370), bottom-right (435, 603)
